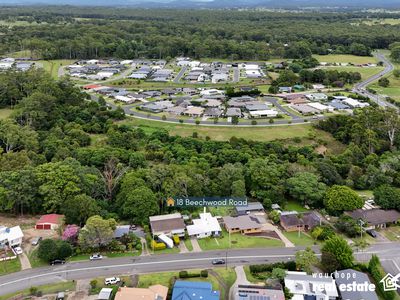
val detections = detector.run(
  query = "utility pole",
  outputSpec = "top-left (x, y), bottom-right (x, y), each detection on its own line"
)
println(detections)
top-left (225, 251), bottom-right (228, 270)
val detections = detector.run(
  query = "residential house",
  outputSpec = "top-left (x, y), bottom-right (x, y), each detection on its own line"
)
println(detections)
top-left (235, 202), bottom-right (264, 216)
top-left (186, 212), bottom-right (222, 239)
top-left (335, 269), bottom-right (378, 300)
top-left (172, 281), bottom-right (220, 300)
top-left (200, 89), bottom-right (224, 97)
top-left (249, 109), bottom-right (278, 118)
top-left (290, 104), bottom-right (319, 115)
top-left (113, 225), bottom-right (130, 239)
top-left (184, 106), bottom-right (204, 117)
top-left (35, 214), bottom-right (64, 230)
top-left (307, 102), bottom-right (334, 113)
top-left (279, 87), bottom-right (292, 93)
top-left (212, 73), bottom-right (229, 83)
top-left (149, 213), bottom-right (186, 237)
top-left (115, 285), bottom-right (168, 300)
top-left (305, 93), bottom-right (328, 102)
top-left (345, 209), bottom-right (400, 229)
top-left (342, 98), bottom-right (370, 108)
top-left (232, 285), bottom-right (285, 300)
top-left (165, 106), bottom-right (187, 116)
top-left (328, 100), bottom-right (350, 110)
top-left (284, 271), bottom-right (338, 300)
top-left (280, 212), bottom-right (321, 232)
top-left (245, 103), bottom-right (269, 111)
top-left (202, 99), bottom-right (222, 107)
top-left (0, 226), bottom-right (24, 248)
top-left (204, 108), bottom-right (222, 117)
top-left (223, 215), bottom-right (262, 234)
top-left (293, 85), bottom-right (305, 92)
top-left (225, 108), bottom-right (242, 118)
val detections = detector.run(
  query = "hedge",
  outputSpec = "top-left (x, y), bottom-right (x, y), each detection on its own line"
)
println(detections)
top-left (369, 255), bottom-right (396, 300)
top-left (249, 261), bottom-right (297, 274)
top-left (151, 240), bottom-right (166, 250)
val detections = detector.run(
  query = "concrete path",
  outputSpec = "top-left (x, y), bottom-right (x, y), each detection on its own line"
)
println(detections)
top-left (18, 253), bottom-right (31, 270)
top-left (190, 237), bottom-right (202, 252)
top-left (140, 237), bottom-right (150, 256)
top-left (179, 240), bottom-right (189, 253)
top-left (229, 266), bottom-right (250, 300)
top-left (262, 223), bottom-right (295, 248)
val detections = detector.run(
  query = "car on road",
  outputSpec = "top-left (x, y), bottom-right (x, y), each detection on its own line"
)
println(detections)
top-left (31, 237), bottom-right (42, 246)
top-left (14, 246), bottom-right (23, 255)
top-left (366, 229), bottom-right (378, 238)
top-left (104, 277), bottom-right (121, 285)
top-left (50, 259), bottom-right (66, 265)
top-left (90, 254), bottom-right (103, 260)
top-left (212, 259), bottom-right (226, 265)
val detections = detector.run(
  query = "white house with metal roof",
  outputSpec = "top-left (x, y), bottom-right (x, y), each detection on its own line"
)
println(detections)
top-left (186, 211), bottom-right (222, 239)
top-left (0, 226), bottom-right (24, 248)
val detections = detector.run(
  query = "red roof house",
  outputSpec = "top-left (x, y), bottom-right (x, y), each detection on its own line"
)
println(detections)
top-left (35, 214), bottom-right (64, 230)
top-left (83, 84), bottom-right (102, 90)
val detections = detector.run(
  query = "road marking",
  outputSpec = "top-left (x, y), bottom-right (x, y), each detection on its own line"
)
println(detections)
top-left (0, 254), bottom-right (296, 287)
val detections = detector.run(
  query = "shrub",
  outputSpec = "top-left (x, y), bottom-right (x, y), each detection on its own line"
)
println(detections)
top-left (179, 119), bottom-right (184, 123)
top-left (179, 271), bottom-right (188, 278)
top-left (90, 280), bottom-right (97, 290)
top-left (151, 240), bottom-right (167, 250)
top-left (162, 115), bottom-right (167, 121)
top-left (195, 120), bottom-right (200, 125)
top-left (200, 270), bottom-right (208, 278)
top-left (30, 287), bottom-right (38, 296)
top-left (251, 120), bottom-right (257, 125)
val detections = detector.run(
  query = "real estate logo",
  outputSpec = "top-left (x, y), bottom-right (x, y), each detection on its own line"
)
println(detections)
top-left (165, 197), bottom-right (248, 207)
top-left (380, 273), bottom-right (400, 291)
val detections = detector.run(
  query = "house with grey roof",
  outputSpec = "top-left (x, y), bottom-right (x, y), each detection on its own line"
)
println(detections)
top-left (204, 107), bottom-right (222, 117)
top-left (225, 108), bottom-right (242, 117)
top-left (245, 103), bottom-right (269, 111)
top-left (335, 269), bottom-right (378, 300)
top-left (345, 209), bottom-right (400, 229)
top-left (235, 202), bottom-right (264, 216)
top-left (291, 104), bottom-right (319, 115)
top-left (280, 211), bottom-right (321, 232)
top-left (223, 215), bottom-right (262, 234)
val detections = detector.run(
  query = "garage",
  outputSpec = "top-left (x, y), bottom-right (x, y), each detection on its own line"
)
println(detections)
top-left (35, 214), bottom-right (64, 230)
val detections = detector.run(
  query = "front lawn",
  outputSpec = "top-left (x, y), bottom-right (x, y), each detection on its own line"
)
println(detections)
top-left (243, 265), bottom-right (263, 284)
top-left (183, 239), bottom-right (193, 252)
top-left (283, 231), bottom-right (315, 246)
top-left (197, 230), bottom-right (283, 251)
top-left (0, 281), bottom-right (75, 300)
top-left (0, 258), bottom-right (21, 275)
top-left (69, 250), bottom-right (141, 262)
top-left (381, 226), bottom-right (400, 242)
top-left (283, 201), bottom-right (309, 212)
top-left (28, 248), bottom-right (48, 268)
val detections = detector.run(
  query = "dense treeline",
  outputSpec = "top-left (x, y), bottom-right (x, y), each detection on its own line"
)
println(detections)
top-left (1, 7), bottom-right (400, 59)
top-left (0, 71), bottom-right (399, 224)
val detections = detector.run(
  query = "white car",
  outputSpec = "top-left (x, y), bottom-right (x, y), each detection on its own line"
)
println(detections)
top-left (104, 277), bottom-right (121, 285)
top-left (90, 254), bottom-right (103, 260)
top-left (14, 247), bottom-right (23, 255)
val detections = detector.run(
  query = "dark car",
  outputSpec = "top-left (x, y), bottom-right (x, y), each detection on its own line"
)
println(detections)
top-left (366, 230), bottom-right (378, 238)
top-left (212, 259), bottom-right (226, 265)
top-left (50, 259), bottom-right (66, 265)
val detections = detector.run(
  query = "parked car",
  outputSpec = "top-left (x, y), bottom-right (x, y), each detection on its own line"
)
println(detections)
top-left (90, 254), bottom-right (103, 260)
top-left (212, 259), bottom-right (226, 265)
top-left (31, 237), bottom-right (42, 246)
top-left (130, 224), bottom-right (137, 230)
top-left (56, 292), bottom-right (65, 300)
top-left (50, 259), bottom-right (66, 265)
top-left (104, 277), bottom-right (121, 285)
top-left (366, 229), bottom-right (378, 238)
top-left (14, 246), bottom-right (23, 255)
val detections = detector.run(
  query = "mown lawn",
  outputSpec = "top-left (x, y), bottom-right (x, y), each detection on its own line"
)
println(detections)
top-left (28, 248), bottom-right (47, 268)
top-left (322, 66), bottom-right (384, 80)
top-left (197, 230), bottom-right (283, 251)
top-left (243, 265), bottom-right (263, 284)
top-left (69, 250), bottom-right (141, 262)
top-left (313, 54), bottom-right (378, 64)
top-left (0, 108), bottom-right (13, 120)
top-left (369, 73), bottom-right (400, 102)
top-left (283, 201), bottom-right (309, 212)
top-left (119, 117), bottom-right (314, 142)
top-left (0, 281), bottom-right (75, 300)
top-left (183, 239), bottom-right (193, 252)
top-left (0, 258), bottom-right (21, 276)
top-left (38, 59), bottom-right (76, 79)
top-left (283, 231), bottom-right (316, 247)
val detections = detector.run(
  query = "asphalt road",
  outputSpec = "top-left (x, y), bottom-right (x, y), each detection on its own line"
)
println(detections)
top-left (173, 66), bottom-right (188, 83)
top-left (1, 243), bottom-right (400, 296)
top-left (352, 52), bottom-right (397, 109)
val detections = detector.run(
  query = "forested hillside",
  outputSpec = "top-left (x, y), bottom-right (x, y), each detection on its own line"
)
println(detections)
top-left (1, 8), bottom-right (400, 59)
top-left (0, 70), bottom-right (399, 224)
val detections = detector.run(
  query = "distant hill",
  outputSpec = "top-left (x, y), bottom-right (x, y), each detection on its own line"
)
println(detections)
top-left (0, 0), bottom-right (399, 8)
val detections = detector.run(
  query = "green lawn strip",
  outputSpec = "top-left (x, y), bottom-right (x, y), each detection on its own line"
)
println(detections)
top-left (151, 247), bottom-right (180, 255)
top-left (119, 117), bottom-right (314, 142)
top-left (69, 250), bottom-right (141, 262)
top-left (89, 276), bottom-right (133, 295)
top-left (313, 54), bottom-right (378, 64)
top-left (283, 201), bottom-right (309, 212)
top-left (282, 231), bottom-right (316, 247)
top-left (380, 226), bottom-right (400, 242)
top-left (0, 108), bottom-right (13, 120)
top-left (0, 281), bottom-right (76, 300)
top-left (197, 230), bottom-right (283, 251)
top-left (0, 258), bottom-right (21, 276)
top-left (183, 239), bottom-right (194, 252)
top-left (213, 267), bottom-right (237, 291)
top-left (243, 266), bottom-right (263, 284)
top-left (28, 248), bottom-right (48, 268)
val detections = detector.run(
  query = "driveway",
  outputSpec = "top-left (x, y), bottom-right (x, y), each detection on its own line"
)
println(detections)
top-left (229, 266), bottom-right (251, 299)
top-left (173, 66), bottom-right (188, 83)
top-left (190, 237), bottom-right (202, 252)
top-left (261, 223), bottom-right (295, 248)
top-left (18, 253), bottom-right (31, 270)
